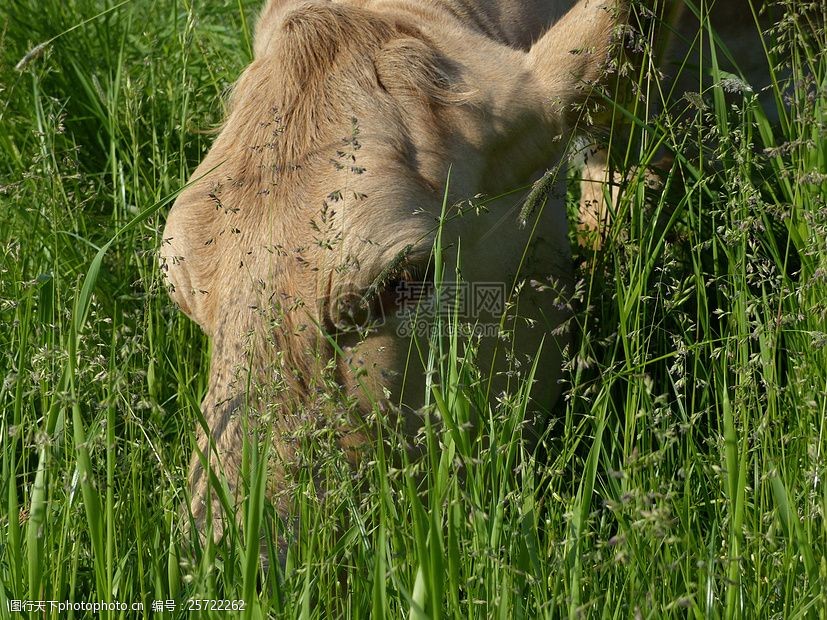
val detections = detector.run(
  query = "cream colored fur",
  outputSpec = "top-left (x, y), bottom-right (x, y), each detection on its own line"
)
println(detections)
top-left (161, 0), bottom-right (624, 540)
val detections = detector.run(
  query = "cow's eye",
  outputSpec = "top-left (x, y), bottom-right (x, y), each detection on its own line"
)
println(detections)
top-left (330, 264), bottom-right (434, 335)
top-left (375, 264), bottom-right (434, 317)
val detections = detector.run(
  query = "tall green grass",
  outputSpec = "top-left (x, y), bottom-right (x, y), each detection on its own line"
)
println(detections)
top-left (1, 0), bottom-right (825, 617)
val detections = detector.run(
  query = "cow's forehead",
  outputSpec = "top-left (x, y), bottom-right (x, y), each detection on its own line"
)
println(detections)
top-left (208, 54), bottom-right (452, 242)
top-left (230, 7), bottom-right (447, 150)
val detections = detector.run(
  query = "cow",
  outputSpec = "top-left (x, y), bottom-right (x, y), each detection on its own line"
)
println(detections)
top-left (160, 0), bottom-right (625, 543)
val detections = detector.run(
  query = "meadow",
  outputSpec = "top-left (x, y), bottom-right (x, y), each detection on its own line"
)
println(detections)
top-left (1, 0), bottom-right (825, 617)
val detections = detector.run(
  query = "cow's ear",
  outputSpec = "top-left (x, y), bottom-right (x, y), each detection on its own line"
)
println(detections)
top-left (527, 0), bottom-right (626, 124)
top-left (254, 0), bottom-right (328, 58)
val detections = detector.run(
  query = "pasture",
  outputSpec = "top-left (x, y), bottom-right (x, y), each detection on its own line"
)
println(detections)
top-left (1, 0), bottom-right (826, 617)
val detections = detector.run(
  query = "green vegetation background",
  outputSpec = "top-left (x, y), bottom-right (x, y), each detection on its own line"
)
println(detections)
top-left (1, 0), bottom-right (825, 617)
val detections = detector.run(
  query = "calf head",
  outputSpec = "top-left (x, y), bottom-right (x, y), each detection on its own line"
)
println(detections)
top-left (161, 0), bottom-right (623, 539)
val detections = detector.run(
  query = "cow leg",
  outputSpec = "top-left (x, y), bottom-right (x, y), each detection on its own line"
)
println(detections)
top-left (577, 146), bottom-right (615, 249)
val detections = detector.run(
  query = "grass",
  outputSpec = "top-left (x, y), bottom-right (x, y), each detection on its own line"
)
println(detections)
top-left (1, 0), bottom-right (826, 617)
